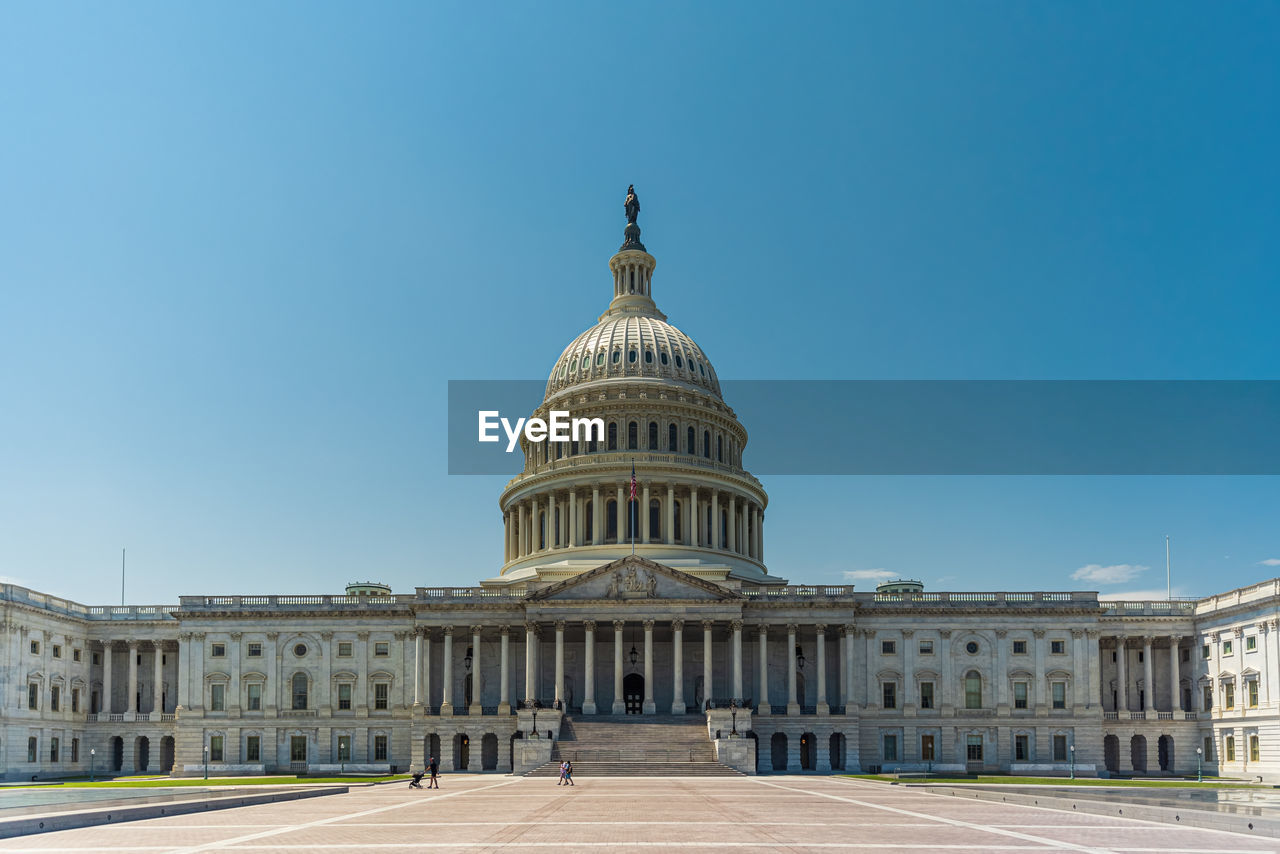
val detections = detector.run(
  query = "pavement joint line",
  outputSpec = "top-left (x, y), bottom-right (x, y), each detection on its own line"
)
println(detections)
top-left (750, 777), bottom-right (1118, 854)
top-left (159, 778), bottom-right (522, 854)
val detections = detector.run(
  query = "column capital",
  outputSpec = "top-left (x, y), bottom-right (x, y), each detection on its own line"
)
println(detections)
top-left (730, 620), bottom-right (743, 632)
top-left (840, 624), bottom-right (855, 637)
top-left (523, 622), bottom-right (539, 636)
top-left (354, 631), bottom-right (367, 641)
top-left (266, 632), bottom-right (280, 641)
top-left (1071, 629), bottom-right (1085, 639)
top-left (500, 625), bottom-right (511, 637)
top-left (994, 629), bottom-right (1007, 638)
top-left (1032, 629), bottom-right (1045, 638)
top-left (444, 626), bottom-right (455, 637)
top-left (394, 630), bottom-right (410, 641)
top-left (1234, 626), bottom-right (1245, 638)
top-left (671, 619), bottom-right (684, 632)
top-left (786, 623), bottom-right (799, 634)
top-left (127, 639), bottom-right (140, 650)
top-left (1169, 634), bottom-right (1183, 644)
top-left (939, 629), bottom-right (951, 639)
top-left (583, 620), bottom-right (597, 632)
top-left (1142, 635), bottom-right (1155, 646)
top-left (899, 628), bottom-right (911, 638)
top-left (555, 621), bottom-right (566, 632)
top-left (471, 625), bottom-right (484, 635)
top-left (178, 633), bottom-right (193, 642)
top-left (702, 619), bottom-right (714, 630)
top-left (613, 620), bottom-right (625, 632)
top-left (642, 619), bottom-right (655, 631)
top-left (758, 624), bottom-right (769, 637)
top-left (1085, 629), bottom-right (1100, 639)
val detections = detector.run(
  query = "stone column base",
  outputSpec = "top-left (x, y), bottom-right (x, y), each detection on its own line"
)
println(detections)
top-left (643, 701), bottom-right (656, 714)
top-left (581, 701), bottom-right (596, 715)
top-left (612, 700), bottom-right (625, 715)
top-left (787, 703), bottom-right (800, 716)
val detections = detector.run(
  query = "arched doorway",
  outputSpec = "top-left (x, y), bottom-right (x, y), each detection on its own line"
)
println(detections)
top-left (135, 736), bottom-right (150, 772)
top-left (746, 731), bottom-right (759, 771)
top-left (1103, 735), bottom-right (1119, 773)
top-left (800, 733), bottom-right (816, 770)
top-left (111, 736), bottom-right (124, 772)
top-left (481, 733), bottom-right (498, 770)
top-left (1131, 734), bottom-right (1147, 773)
top-left (623, 673), bottom-right (644, 715)
top-left (160, 736), bottom-right (175, 772)
top-left (829, 733), bottom-right (846, 770)
top-left (1158, 734), bottom-right (1173, 772)
top-left (454, 734), bottom-right (470, 770)
top-left (426, 734), bottom-right (441, 766)
top-left (771, 733), bottom-right (787, 771)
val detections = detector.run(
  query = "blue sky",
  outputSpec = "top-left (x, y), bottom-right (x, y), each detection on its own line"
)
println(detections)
top-left (1, 2), bottom-right (1276, 603)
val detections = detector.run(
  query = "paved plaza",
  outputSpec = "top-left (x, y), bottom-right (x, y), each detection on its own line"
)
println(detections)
top-left (0, 776), bottom-right (1276, 854)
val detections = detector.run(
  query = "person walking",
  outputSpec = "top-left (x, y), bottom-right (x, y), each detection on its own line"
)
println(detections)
top-left (427, 755), bottom-right (440, 788)
top-left (564, 760), bottom-right (574, 786)
top-left (557, 760), bottom-right (568, 785)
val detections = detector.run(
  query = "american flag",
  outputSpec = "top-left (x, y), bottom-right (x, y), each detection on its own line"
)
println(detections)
top-left (629, 462), bottom-right (638, 502)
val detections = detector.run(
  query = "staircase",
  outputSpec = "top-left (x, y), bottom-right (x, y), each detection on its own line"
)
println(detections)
top-left (525, 715), bottom-right (742, 777)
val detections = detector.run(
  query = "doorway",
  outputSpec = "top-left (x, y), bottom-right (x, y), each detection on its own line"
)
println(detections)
top-left (454, 734), bottom-right (470, 770)
top-left (624, 673), bottom-right (644, 715)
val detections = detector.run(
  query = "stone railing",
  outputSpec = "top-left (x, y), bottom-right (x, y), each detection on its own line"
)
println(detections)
top-left (512, 450), bottom-right (766, 493)
top-left (1100, 599), bottom-right (1197, 616)
top-left (861, 591), bottom-right (1097, 607)
top-left (741, 586), bottom-right (855, 599)
top-left (0, 584), bottom-right (177, 621)
top-left (1195, 578), bottom-right (1280, 614)
top-left (417, 587), bottom-right (529, 600)
top-left (180, 593), bottom-right (417, 611)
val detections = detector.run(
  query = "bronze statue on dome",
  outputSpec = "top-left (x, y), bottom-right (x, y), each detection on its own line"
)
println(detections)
top-left (624, 185), bottom-right (640, 225)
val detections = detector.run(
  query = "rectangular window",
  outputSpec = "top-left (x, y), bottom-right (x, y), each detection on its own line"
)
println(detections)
top-left (1013, 681), bottom-right (1028, 710)
top-left (338, 641), bottom-right (353, 657)
top-left (1247, 636), bottom-right (1258, 652)
top-left (28, 683), bottom-right (38, 710)
top-left (210, 684), bottom-right (225, 712)
top-left (374, 642), bottom-right (390, 657)
top-left (72, 738), bottom-right (79, 763)
top-left (338, 683), bottom-right (352, 710)
top-left (1202, 643), bottom-right (1211, 659)
top-left (1251, 734), bottom-right (1260, 762)
top-left (1203, 685), bottom-right (1213, 711)
top-left (1052, 682), bottom-right (1067, 710)
top-left (246, 735), bottom-right (260, 762)
top-left (72, 689), bottom-right (80, 713)
top-left (27, 737), bottom-right (37, 763)
top-left (1015, 734), bottom-right (1028, 761)
top-left (882, 733), bottom-right (898, 761)
top-left (375, 735), bottom-right (388, 761)
top-left (291, 735), bottom-right (307, 761)
top-left (247, 683), bottom-right (262, 711)
top-left (1249, 680), bottom-right (1259, 708)
top-left (52, 644), bottom-right (62, 658)
top-left (1203, 736), bottom-right (1213, 760)
top-left (1226, 735), bottom-right (1236, 762)
top-left (918, 640), bottom-right (933, 655)
top-left (1050, 640), bottom-right (1065, 654)
top-left (1181, 647), bottom-right (1190, 662)
top-left (374, 683), bottom-right (389, 710)
top-left (337, 735), bottom-right (351, 761)
top-left (51, 686), bottom-right (60, 712)
top-left (920, 734), bottom-right (935, 761)
top-left (93, 651), bottom-right (101, 666)
top-left (73, 648), bottom-right (82, 662)
top-left (919, 682), bottom-right (934, 709)
top-left (1225, 681), bottom-right (1235, 710)
top-left (211, 643), bottom-right (226, 658)
top-left (966, 734), bottom-right (983, 762)
top-left (30, 640), bottom-right (40, 655)
top-left (882, 682), bottom-right (897, 709)
top-left (1053, 735), bottom-right (1068, 761)
top-left (247, 642), bottom-right (262, 658)
top-left (881, 640), bottom-right (896, 655)
top-left (50, 737), bottom-right (59, 762)
top-left (210, 735), bottom-right (224, 762)
top-left (1012, 640), bottom-right (1027, 655)
top-left (1224, 640), bottom-right (1234, 656)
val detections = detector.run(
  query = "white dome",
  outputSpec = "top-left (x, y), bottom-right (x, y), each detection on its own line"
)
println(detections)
top-left (545, 313), bottom-right (722, 399)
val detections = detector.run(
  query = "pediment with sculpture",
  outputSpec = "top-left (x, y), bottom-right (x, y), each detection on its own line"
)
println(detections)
top-left (526, 555), bottom-right (740, 602)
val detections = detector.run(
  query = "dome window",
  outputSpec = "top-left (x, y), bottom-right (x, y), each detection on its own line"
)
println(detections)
top-left (660, 351), bottom-right (669, 366)
top-left (675, 354), bottom-right (684, 369)
top-left (612, 350), bottom-right (621, 365)
top-left (628, 350), bottom-right (637, 364)
top-left (596, 352), bottom-right (605, 367)
top-left (580, 355), bottom-right (589, 371)
top-left (644, 349), bottom-right (654, 364)
top-left (698, 363), bottom-right (705, 376)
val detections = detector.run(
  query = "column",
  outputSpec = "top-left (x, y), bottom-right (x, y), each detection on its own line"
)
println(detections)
top-left (582, 621), bottom-right (597, 715)
top-left (569, 489), bottom-right (578, 547)
top-left (616, 485), bottom-right (625, 542)
top-left (152, 642), bottom-right (164, 716)
top-left (546, 495), bottom-right (554, 549)
top-left (266, 632), bottom-right (279, 712)
top-left (690, 487), bottom-right (699, 546)
top-left (643, 620), bottom-right (655, 714)
top-left (1033, 629), bottom-right (1047, 712)
top-left (1142, 636), bottom-right (1154, 714)
top-left (865, 630), bottom-right (877, 709)
top-left (754, 507), bottom-right (763, 559)
top-left (843, 625), bottom-right (856, 714)
top-left (1071, 630), bottom-right (1087, 708)
top-left (127, 640), bottom-right (139, 715)
top-left (837, 625), bottom-right (847, 709)
top-left (413, 630), bottom-right (424, 706)
top-left (787, 624), bottom-right (799, 715)
top-left (939, 630), bottom-right (953, 711)
top-left (470, 626), bottom-right (483, 714)
top-left (816, 625), bottom-right (828, 714)
top-left (711, 492), bottom-right (719, 548)
top-left (1169, 635), bottom-right (1182, 712)
top-left (995, 629), bottom-right (1009, 709)
top-left (503, 510), bottom-right (511, 561)
top-left (670, 619), bottom-right (685, 714)
top-left (524, 623), bottom-right (537, 705)
top-left (1116, 636), bottom-right (1128, 711)
top-left (102, 641), bottom-right (114, 714)
top-left (1086, 631), bottom-right (1099, 710)
top-left (731, 620), bottom-right (743, 701)
top-left (666, 485), bottom-right (675, 545)
top-left (441, 627), bottom-right (454, 715)
top-left (554, 621), bottom-right (566, 706)
top-left (758, 626), bottom-right (771, 714)
top-left (727, 495), bottom-right (737, 553)
top-left (229, 632), bottom-right (242, 712)
top-left (496, 627), bottom-right (510, 714)
top-left (702, 621), bottom-right (714, 710)
top-left (641, 484), bottom-right (650, 543)
top-left (592, 485), bottom-right (602, 545)
top-left (612, 621), bottom-right (625, 714)
top-left (901, 629), bottom-right (914, 710)
top-left (353, 632), bottom-right (366, 712)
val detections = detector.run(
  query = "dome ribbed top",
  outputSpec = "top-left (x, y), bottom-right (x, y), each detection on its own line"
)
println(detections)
top-left (545, 314), bottom-right (722, 399)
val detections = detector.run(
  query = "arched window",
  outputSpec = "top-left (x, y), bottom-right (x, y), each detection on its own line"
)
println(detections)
top-left (687, 426), bottom-right (696, 455)
top-left (703, 430), bottom-right (711, 458)
top-left (606, 500), bottom-right (618, 542)
top-left (585, 503), bottom-right (594, 542)
top-left (648, 422), bottom-right (658, 450)
top-left (720, 509), bottom-right (728, 550)
top-left (554, 507), bottom-right (561, 547)
top-left (612, 349), bottom-right (621, 365)
top-left (649, 499), bottom-right (661, 540)
top-left (673, 500), bottom-right (683, 542)
top-left (717, 435), bottom-right (723, 462)
top-left (965, 671), bottom-right (982, 709)
top-left (608, 423), bottom-right (618, 451)
top-left (539, 511), bottom-right (547, 550)
top-left (292, 673), bottom-right (308, 710)
top-left (644, 349), bottom-right (653, 364)
top-left (628, 422), bottom-right (638, 450)
top-left (588, 435), bottom-right (598, 453)
top-left (628, 349), bottom-right (637, 364)
top-left (668, 423), bottom-right (677, 452)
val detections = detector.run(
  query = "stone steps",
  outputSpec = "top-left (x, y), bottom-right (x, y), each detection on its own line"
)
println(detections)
top-left (525, 715), bottom-right (740, 777)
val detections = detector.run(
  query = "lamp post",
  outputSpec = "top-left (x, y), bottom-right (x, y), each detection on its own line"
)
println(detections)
top-left (1069, 745), bottom-right (1075, 781)
top-left (531, 708), bottom-right (538, 738)
top-left (730, 701), bottom-right (738, 737)
top-left (203, 745), bottom-right (209, 780)
top-left (89, 748), bottom-right (95, 783)
top-left (1196, 746), bottom-right (1203, 783)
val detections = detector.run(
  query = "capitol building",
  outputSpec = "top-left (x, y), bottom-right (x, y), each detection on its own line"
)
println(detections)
top-left (3, 195), bottom-right (1279, 781)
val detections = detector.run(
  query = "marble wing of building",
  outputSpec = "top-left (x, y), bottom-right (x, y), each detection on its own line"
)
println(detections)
top-left (3, 197), bottom-right (1278, 779)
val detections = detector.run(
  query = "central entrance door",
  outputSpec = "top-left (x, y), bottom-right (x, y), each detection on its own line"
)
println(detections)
top-left (623, 673), bottom-right (644, 715)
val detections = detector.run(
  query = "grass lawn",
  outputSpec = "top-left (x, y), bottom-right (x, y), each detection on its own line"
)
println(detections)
top-left (843, 774), bottom-right (1270, 789)
top-left (9, 775), bottom-right (410, 788)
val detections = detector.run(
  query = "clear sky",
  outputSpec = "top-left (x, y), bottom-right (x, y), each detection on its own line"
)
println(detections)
top-left (2, 2), bottom-right (1277, 604)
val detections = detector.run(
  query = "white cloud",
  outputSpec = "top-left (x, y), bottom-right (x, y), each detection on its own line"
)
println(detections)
top-left (843, 568), bottom-right (896, 582)
top-left (1259, 558), bottom-right (1280, 567)
top-left (1097, 588), bottom-right (1186, 602)
top-left (1070, 563), bottom-right (1149, 585)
